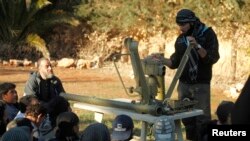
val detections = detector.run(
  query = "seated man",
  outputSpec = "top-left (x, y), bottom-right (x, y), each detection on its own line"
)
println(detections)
top-left (24, 57), bottom-right (65, 103)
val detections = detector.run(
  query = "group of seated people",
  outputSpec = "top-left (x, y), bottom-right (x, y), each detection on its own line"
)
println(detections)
top-left (0, 57), bottom-right (139, 141)
top-left (0, 86), bottom-right (248, 141)
top-left (1, 80), bottom-right (248, 141)
top-left (0, 82), bottom-right (136, 141)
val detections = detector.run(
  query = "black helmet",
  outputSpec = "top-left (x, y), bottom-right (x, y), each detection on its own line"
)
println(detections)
top-left (176, 9), bottom-right (197, 23)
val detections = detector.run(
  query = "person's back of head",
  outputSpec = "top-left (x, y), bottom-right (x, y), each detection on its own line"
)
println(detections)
top-left (111, 114), bottom-right (134, 141)
top-left (55, 111), bottom-right (79, 140)
top-left (80, 122), bottom-right (110, 141)
top-left (45, 96), bottom-right (71, 127)
top-left (216, 101), bottom-right (234, 124)
top-left (1, 126), bottom-right (31, 141)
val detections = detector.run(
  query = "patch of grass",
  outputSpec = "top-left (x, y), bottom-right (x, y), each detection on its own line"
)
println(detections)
top-left (73, 106), bottom-right (149, 138)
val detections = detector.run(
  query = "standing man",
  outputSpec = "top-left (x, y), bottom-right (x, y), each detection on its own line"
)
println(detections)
top-left (24, 57), bottom-right (65, 103)
top-left (162, 9), bottom-right (220, 140)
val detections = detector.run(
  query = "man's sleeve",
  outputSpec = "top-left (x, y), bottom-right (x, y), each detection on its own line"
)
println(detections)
top-left (24, 75), bottom-right (37, 96)
top-left (169, 40), bottom-right (182, 69)
top-left (201, 28), bottom-right (220, 64)
top-left (55, 77), bottom-right (65, 93)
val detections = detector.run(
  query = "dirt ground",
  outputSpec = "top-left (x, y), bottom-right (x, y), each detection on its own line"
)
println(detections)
top-left (0, 64), bottom-right (234, 118)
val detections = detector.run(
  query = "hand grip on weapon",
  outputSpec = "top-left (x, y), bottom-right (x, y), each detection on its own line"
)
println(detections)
top-left (187, 36), bottom-right (208, 58)
top-left (186, 36), bottom-right (199, 48)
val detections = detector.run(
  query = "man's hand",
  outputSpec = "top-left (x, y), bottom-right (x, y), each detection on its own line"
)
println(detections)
top-left (187, 36), bottom-right (207, 58)
top-left (187, 36), bottom-right (198, 47)
top-left (149, 53), bottom-right (172, 67)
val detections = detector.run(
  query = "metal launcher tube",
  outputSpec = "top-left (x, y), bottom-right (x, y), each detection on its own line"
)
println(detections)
top-left (60, 92), bottom-right (163, 116)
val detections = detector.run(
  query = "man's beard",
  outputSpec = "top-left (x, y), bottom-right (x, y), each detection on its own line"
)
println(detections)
top-left (46, 73), bottom-right (54, 79)
top-left (184, 26), bottom-right (194, 36)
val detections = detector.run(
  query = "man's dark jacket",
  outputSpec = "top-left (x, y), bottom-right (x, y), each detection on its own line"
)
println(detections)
top-left (169, 23), bottom-right (220, 84)
top-left (24, 72), bottom-right (65, 102)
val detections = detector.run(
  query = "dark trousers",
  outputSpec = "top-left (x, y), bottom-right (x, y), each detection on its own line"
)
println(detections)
top-left (177, 81), bottom-right (211, 140)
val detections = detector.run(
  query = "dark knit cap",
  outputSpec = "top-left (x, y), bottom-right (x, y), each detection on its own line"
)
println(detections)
top-left (176, 9), bottom-right (197, 23)
top-left (80, 122), bottom-right (111, 141)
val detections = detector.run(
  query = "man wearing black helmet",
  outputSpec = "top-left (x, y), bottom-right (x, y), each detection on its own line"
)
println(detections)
top-left (162, 9), bottom-right (220, 140)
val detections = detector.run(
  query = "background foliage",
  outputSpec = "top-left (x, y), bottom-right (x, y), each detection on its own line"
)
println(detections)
top-left (0, 0), bottom-right (249, 60)
top-left (75, 0), bottom-right (250, 39)
top-left (0, 0), bottom-right (80, 59)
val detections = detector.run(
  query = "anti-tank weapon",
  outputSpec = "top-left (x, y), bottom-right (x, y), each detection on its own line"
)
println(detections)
top-left (61, 37), bottom-right (197, 116)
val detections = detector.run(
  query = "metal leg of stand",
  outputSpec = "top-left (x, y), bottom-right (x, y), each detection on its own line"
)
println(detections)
top-left (141, 121), bottom-right (148, 141)
top-left (175, 120), bottom-right (183, 141)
